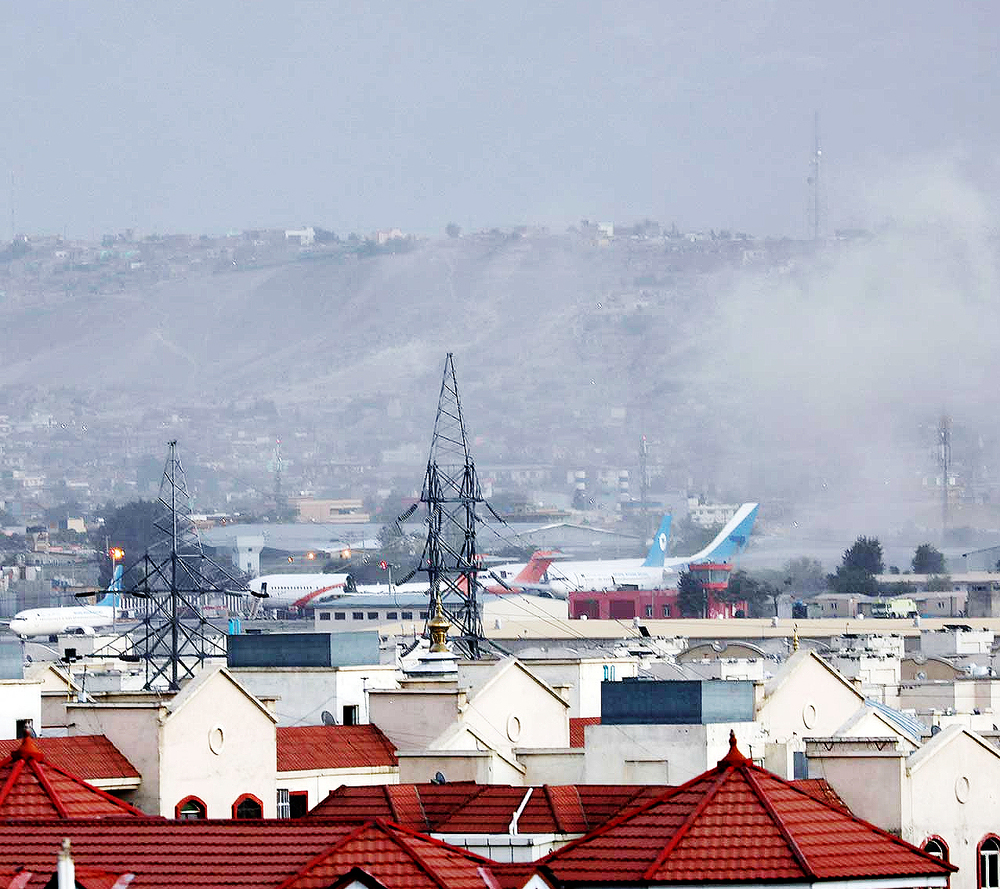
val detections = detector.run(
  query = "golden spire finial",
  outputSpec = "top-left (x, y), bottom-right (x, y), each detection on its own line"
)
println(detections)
top-left (792, 624), bottom-right (800, 652)
top-left (427, 595), bottom-right (451, 653)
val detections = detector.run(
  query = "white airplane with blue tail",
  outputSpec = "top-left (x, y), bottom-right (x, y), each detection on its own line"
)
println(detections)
top-left (8, 565), bottom-right (123, 637)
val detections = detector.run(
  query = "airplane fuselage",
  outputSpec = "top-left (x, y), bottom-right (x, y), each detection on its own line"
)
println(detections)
top-left (9, 605), bottom-right (115, 637)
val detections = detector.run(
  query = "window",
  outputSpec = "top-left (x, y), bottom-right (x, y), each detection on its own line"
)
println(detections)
top-left (289, 790), bottom-right (309, 818)
top-left (386, 611), bottom-right (398, 620)
top-left (343, 704), bottom-right (359, 725)
top-left (645, 605), bottom-right (653, 618)
top-left (401, 611), bottom-right (413, 619)
top-left (367, 612), bottom-right (378, 619)
top-left (352, 612), bottom-right (364, 620)
top-left (15, 719), bottom-right (33, 739)
top-left (233, 794), bottom-right (263, 819)
top-left (319, 612), bottom-right (331, 621)
top-left (334, 612), bottom-right (346, 621)
top-left (923, 837), bottom-right (949, 862)
top-left (420, 611), bottom-right (429, 619)
top-left (175, 796), bottom-right (207, 820)
top-left (981, 837), bottom-right (1000, 889)
top-left (662, 604), bottom-right (671, 617)
top-left (276, 788), bottom-right (291, 819)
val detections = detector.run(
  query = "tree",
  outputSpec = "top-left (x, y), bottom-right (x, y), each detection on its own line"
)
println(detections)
top-left (727, 570), bottom-right (780, 617)
top-left (445, 222), bottom-right (461, 238)
top-left (842, 536), bottom-right (884, 575)
top-left (90, 500), bottom-right (160, 588)
top-left (676, 571), bottom-right (706, 618)
top-left (912, 543), bottom-right (945, 575)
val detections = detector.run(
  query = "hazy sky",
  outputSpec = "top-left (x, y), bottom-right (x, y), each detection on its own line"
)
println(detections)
top-left (3, 2), bottom-right (997, 239)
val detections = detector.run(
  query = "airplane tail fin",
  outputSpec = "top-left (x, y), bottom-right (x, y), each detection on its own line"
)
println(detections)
top-left (641, 514), bottom-right (672, 567)
top-left (95, 564), bottom-right (123, 608)
top-left (690, 503), bottom-right (759, 564)
top-left (513, 551), bottom-right (557, 584)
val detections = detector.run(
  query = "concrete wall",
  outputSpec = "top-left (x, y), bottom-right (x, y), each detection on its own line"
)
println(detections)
top-left (396, 750), bottom-right (524, 784)
top-left (518, 749), bottom-right (585, 785)
top-left (582, 720), bottom-right (761, 785)
top-left (68, 704), bottom-right (162, 814)
top-left (369, 689), bottom-right (462, 750)
top-left (0, 680), bottom-right (41, 739)
top-left (807, 743), bottom-right (906, 834)
top-left (229, 665), bottom-right (399, 726)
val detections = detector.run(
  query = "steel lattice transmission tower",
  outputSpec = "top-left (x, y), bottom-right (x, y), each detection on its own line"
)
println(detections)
top-left (417, 354), bottom-right (486, 658)
top-left (99, 441), bottom-right (255, 690)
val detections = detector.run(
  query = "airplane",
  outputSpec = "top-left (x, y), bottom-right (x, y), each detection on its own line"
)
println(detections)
top-left (9, 565), bottom-right (123, 638)
top-left (487, 513), bottom-right (673, 593)
top-left (344, 551), bottom-right (559, 599)
top-left (509, 504), bottom-right (759, 594)
top-left (245, 572), bottom-right (356, 609)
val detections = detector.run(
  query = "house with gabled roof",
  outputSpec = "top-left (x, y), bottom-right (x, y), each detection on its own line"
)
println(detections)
top-left (0, 731), bottom-right (955, 889)
top-left (532, 732), bottom-right (954, 889)
top-left (0, 734), bottom-right (144, 819)
top-left (808, 722), bottom-right (1000, 889)
top-left (756, 648), bottom-right (867, 775)
top-left (369, 657), bottom-right (570, 785)
top-left (0, 734), bottom-right (140, 798)
top-left (276, 724), bottom-right (399, 815)
top-left (66, 666), bottom-right (278, 818)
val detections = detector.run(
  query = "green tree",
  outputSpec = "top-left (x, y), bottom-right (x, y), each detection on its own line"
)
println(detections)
top-left (727, 570), bottom-right (781, 616)
top-left (912, 543), bottom-right (945, 575)
top-left (828, 567), bottom-right (880, 596)
top-left (842, 536), bottom-right (884, 574)
top-left (676, 570), bottom-right (706, 618)
top-left (926, 574), bottom-right (952, 592)
top-left (90, 500), bottom-right (160, 588)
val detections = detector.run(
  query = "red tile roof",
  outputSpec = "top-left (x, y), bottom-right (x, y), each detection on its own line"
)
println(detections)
top-left (310, 782), bottom-right (674, 835)
top-left (568, 717), bottom-right (599, 748)
top-left (537, 732), bottom-right (956, 886)
top-left (0, 736), bottom-right (138, 782)
top-left (275, 820), bottom-right (501, 889)
top-left (0, 819), bottom-right (355, 889)
top-left (276, 725), bottom-right (397, 773)
top-left (0, 819), bottom-right (508, 889)
top-left (0, 736), bottom-right (144, 820)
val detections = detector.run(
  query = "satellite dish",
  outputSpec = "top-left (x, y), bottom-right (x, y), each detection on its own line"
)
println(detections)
top-left (431, 771), bottom-right (447, 785)
top-left (321, 710), bottom-right (337, 726)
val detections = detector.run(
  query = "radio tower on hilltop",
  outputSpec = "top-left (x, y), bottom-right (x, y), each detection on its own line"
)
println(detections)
top-left (417, 354), bottom-right (486, 658)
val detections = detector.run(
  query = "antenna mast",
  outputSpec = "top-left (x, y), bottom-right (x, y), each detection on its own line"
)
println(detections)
top-left (808, 112), bottom-right (822, 240)
top-left (939, 416), bottom-right (951, 540)
top-left (418, 354), bottom-right (485, 658)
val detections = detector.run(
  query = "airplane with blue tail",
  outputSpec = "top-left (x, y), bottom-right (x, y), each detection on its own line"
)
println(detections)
top-left (8, 565), bottom-right (123, 637)
top-left (530, 504), bottom-right (758, 594)
top-left (488, 513), bottom-right (674, 594)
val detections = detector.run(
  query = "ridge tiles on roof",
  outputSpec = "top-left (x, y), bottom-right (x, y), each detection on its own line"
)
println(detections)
top-left (0, 736), bottom-right (144, 819)
top-left (275, 819), bottom-right (499, 889)
top-left (539, 730), bottom-right (955, 885)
